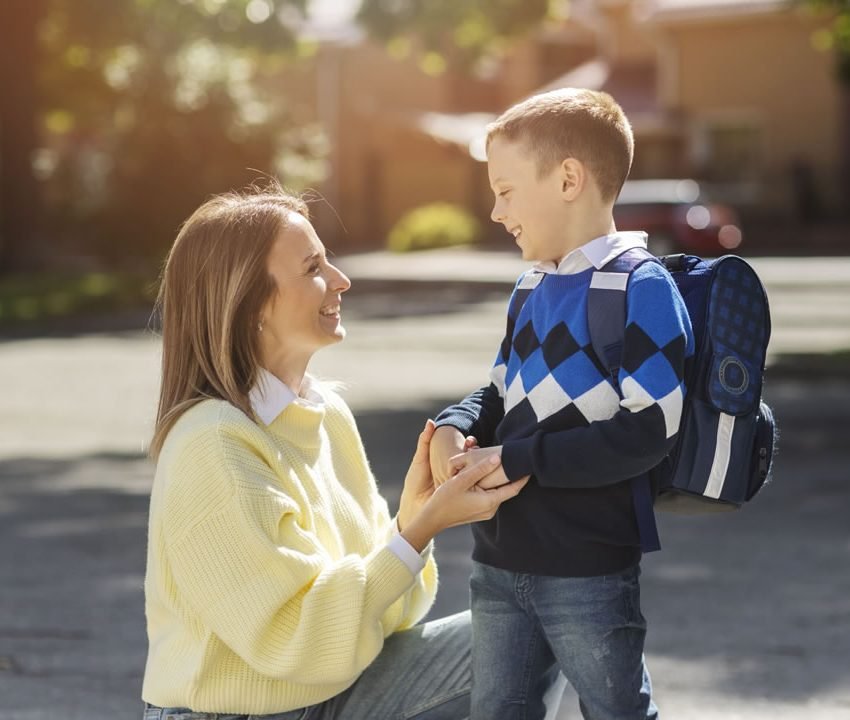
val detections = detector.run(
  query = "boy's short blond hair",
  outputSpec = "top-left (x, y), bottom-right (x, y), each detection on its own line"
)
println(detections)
top-left (486, 88), bottom-right (634, 203)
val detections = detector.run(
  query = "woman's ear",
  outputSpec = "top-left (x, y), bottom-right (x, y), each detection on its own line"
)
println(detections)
top-left (560, 158), bottom-right (584, 201)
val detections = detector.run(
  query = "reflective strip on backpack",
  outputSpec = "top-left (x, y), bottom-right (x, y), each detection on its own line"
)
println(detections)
top-left (704, 412), bottom-right (736, 498)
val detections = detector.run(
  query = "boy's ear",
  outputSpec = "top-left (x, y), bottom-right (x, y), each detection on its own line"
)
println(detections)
top-left (559, 158), bottom-right (584, 201)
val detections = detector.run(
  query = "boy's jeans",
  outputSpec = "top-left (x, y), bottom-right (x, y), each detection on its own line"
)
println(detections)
top-left (470, 561), bottom-right (658, 720)
top-left (143, 611), bottom-right (471, 720)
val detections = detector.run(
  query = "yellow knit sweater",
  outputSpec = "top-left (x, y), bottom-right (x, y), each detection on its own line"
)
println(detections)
top-left (142, 390), bottom-right (438, 713)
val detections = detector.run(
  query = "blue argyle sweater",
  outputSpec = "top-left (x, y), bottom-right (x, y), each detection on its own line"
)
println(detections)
top-left (436, 249), bottom-right (694, 577)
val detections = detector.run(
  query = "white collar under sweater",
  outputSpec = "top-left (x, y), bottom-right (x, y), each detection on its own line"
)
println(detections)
top-left (533, 231), bottom-right (648, 276)
top-left (248, 368), bottom-right (324, 426)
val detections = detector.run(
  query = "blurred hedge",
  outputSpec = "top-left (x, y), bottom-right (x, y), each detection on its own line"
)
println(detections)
top-left (387, 203), bottom-right (482, 253)
top-left (0, 271), bottom-right (156, 326)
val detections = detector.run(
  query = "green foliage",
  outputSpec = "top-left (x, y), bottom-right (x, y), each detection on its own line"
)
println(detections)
top-left (805, 0), bottom-right (850, 84)
top-left (387, 203), bottom-right (482, 253)
top-left (35, 0), bottom-right (324, 263)
top-left (0, 270), bottom-right (156, 325)
top-left (3, 0), bottom-right (555, 274)
top-left (357, 0), bottom-right (553, 69)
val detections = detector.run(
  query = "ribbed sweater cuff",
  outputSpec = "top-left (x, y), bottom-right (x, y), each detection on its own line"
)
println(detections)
top-left (433, 414), bottom-right (476, 436)
top-left (501, 436), bottom-right (535, 481)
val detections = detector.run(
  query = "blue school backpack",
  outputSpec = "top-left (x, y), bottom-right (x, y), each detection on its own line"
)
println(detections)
top-left (587, 249), bottom-right (777, 552)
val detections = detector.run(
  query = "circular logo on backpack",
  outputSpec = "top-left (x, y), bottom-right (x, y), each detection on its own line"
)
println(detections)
top-left (719, 356), bottom-right (749, 395)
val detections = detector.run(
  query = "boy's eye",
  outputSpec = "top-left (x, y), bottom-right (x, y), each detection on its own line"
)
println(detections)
top-left (498, 189), bottom-right (511, 198)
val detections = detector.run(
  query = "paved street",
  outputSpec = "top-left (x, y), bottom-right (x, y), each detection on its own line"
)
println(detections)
top-left (1, 251), bottom-right (849, 719)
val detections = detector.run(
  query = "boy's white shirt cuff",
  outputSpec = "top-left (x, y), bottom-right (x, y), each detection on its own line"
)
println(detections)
top-left (386, 516), bottom-right (432, 575)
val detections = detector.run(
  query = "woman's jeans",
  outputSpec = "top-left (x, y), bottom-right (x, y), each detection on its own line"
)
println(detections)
top-left (470, 561), bottom-right (658, 720)
top-left (143, 611), bottom-right (471, 720)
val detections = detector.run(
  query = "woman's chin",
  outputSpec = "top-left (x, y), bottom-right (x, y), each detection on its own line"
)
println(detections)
top-left (322, 322), bottom-right (346, 344)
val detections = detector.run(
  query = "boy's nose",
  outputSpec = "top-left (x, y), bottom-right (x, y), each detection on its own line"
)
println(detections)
top-left (491, 202), bottom-right (504, 223)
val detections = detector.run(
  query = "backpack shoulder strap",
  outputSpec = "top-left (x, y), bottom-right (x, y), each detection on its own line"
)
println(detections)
top-left (587, 247), bottom-right (659, 382)
top-left (587, 246), bottom-right (661, 554)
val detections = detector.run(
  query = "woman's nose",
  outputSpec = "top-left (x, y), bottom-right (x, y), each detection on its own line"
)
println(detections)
top-left (331, 264), bottom-right (351, 292)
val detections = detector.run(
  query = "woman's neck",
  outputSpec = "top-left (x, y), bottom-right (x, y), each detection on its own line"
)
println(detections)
top-left (263, 355), bottom-right (309, 397)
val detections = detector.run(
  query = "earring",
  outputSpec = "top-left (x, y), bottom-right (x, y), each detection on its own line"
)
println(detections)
top-left (258, 320), bottom-right (264, 333)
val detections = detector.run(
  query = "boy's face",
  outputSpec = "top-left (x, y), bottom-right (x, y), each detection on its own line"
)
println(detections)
top-left (487, 135), bottom-right (568, 263)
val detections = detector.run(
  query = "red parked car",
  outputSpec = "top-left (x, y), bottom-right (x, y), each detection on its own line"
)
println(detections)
top-left (614, 179), bottom-right (743, 256)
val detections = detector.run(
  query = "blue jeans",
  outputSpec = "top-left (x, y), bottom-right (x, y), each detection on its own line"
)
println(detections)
top-left (470, 561), bottom-right (658, 720)
top-left (143, 611), bottom-right (471, 720)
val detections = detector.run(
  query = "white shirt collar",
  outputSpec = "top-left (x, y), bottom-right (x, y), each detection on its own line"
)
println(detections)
top-left (249, 368), bottom-right (324, 425)
top-left (533, 231), bottom-right (648, 275)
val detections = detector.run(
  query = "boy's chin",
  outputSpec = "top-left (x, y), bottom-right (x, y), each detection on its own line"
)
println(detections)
top-left (520, 246), bottom-right (543, 262)
top-left (515, 242), bottom-right (534, 261)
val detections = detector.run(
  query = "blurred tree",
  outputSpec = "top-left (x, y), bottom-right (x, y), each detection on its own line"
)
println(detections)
top-left (807, 0), bottom-right (850, 82)
top-left (357, 0), bottom-right (554, 71)
top-left (0, 0), bottom-right (559, 274)
top-left (0, 0), bottom-right (318, 272)
top-left (0, 0), bottom-right (46, 272)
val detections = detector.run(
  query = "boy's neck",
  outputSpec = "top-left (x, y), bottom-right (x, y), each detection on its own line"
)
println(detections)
top-left (550, 214), bottom-right (617, 265)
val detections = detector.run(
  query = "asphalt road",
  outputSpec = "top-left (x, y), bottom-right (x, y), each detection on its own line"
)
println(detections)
top-left (1, 251), bottom-right (848, 719)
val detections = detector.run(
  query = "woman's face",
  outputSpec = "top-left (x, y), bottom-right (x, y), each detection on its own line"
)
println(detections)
top-left (260, 212), bottom-right (351, 368)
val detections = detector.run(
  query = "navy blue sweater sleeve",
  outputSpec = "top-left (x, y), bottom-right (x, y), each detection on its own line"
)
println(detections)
top-left (500, 265), bottom-right (694, 487)
top-left (434, 383), bottom-right (505, 446)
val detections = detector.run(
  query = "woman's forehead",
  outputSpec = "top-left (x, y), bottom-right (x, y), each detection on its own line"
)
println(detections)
top-left (272, 213), bottom-right (323, 260)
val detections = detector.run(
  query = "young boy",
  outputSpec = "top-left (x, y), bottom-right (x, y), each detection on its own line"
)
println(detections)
top-left (430, 88), bottom-right (694, 719)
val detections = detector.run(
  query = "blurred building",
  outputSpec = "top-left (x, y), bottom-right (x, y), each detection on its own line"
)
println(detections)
top-left (295, 0), bottom-right (843, 250)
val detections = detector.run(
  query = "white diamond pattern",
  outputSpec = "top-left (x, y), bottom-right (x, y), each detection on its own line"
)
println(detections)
top-left (504, 373), bottom-right (526, 413)
top-left (619, 376), bottom-right (655, 414)
top-left (572, 380), bottom-right (622, 423)
top-left (526, 373), bottom-right (573, 422)
top-left (657, 385), bottom-right (684, 438)
top-left (489, 363), bottom-right (508, 398)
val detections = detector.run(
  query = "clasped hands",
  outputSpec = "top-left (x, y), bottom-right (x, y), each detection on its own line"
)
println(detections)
top-left (429, 425), bottom-right (528, 490)
top-left (396, 421), bottom-right (528, 553)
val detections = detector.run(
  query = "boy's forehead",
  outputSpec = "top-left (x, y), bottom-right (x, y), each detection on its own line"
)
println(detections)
top-left (487, 136), bottom-right (531, 179)
top-left (487, 134), bottom-right (521, 157)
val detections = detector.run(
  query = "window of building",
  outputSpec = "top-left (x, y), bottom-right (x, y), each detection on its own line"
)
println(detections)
top-left (695, 119), bottom-right (764, 183)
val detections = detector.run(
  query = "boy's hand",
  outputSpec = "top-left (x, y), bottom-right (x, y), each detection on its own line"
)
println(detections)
top-left (430, 426), bottom-right (476, 486)
top-left (449, 445), bottom-right (528, 490)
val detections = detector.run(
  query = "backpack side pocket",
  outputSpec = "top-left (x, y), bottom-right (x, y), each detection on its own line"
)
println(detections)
top-left (747, 401), bottom-right (776, 501)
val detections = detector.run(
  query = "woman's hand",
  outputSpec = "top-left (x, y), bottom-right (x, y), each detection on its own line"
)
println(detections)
top-left (448, 445), bottom-right (526, 490)
top-left (398, 420), bottom-right (441, 526)
top-left (398, 421), bottom-right (528, 552)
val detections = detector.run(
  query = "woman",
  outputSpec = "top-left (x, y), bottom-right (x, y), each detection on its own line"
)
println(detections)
top-left (142, 185), bottom-right (527, 720)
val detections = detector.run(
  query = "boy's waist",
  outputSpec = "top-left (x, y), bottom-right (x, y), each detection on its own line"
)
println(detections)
top-left (470, 480), bottom-right (641, 577)
top-left (471, 532), bottom-right (640, 578)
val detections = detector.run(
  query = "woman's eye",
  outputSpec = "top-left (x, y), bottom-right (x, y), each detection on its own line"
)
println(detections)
top-left (307, 263), bottom-right (321, 275)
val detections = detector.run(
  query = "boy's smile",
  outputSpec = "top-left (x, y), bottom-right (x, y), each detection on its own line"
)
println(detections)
top-left (487, 135), bottom-right (569, 264)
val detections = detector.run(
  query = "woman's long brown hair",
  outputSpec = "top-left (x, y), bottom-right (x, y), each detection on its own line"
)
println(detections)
top-left (150, 184), bottom-right (309, 459)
